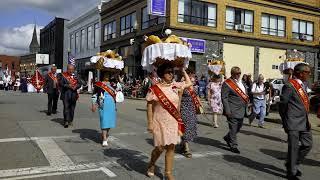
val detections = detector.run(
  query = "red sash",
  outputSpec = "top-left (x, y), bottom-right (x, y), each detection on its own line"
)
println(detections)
top-left (48, 72), bottom-right (57, 82)
top-left (62, 72), bottom-right (78, 89)
top-left (288, 79), bottom-right (310, 113)
top-left (95, 82), bottom-right (116, 101)
top-left (150, 85), bottom-right (185, 135)
top-left (29, 70), bottom-right (44, 92)
top-left (62, 72), bottom-right (79, 99)
top-left (186, 87), bottom-right (202, 114)
top-left (225, 79), bottom-right (249, 104)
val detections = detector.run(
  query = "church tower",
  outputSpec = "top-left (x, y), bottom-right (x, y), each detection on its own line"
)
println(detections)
top-left (29, 24), bottom-right (40, 54)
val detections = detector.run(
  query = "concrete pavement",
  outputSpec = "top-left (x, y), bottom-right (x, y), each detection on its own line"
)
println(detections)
top-left (0, 90), bottom-right (319, 180)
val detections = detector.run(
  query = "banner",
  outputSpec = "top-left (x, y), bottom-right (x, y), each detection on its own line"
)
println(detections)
top-left (181, 38), bottom-right (206, 53)
top-left (148, 0), bottom-right (166, 16)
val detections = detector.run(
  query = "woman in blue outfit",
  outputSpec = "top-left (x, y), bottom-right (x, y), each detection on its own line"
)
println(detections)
top-left (91, 77), bottom-right (116, 146)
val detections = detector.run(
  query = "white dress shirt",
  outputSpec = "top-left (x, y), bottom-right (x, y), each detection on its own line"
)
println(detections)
top-left (234, 79), bottom-right (246, 94)
top-left (251, 83), bottom-right (265, 100)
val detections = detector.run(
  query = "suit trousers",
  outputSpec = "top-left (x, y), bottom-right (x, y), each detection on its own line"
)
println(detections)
top-left (225, 118), bottom-right (244, 148)
top-left (47, 91), bottom-right (59, 114)
top-left (63, 99), bottom-right (77, 123)
top-left (287, 130), bottom-right (312, 176)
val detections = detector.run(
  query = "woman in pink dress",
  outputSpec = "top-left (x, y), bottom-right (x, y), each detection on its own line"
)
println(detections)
top-left (208, 75), bottom-right (223, 128)
top-left (146, 62), bottom-right (192, 180)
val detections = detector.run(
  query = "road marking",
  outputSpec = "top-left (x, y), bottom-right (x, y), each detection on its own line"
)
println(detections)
top-left (0, 135), bottom-right (78, 143)
top-left (175, 151), bottom-right (223, 159)
top-left (0, 161), bottom-right (117, 179)
top-left (35, 138), bottom-right (74, 166)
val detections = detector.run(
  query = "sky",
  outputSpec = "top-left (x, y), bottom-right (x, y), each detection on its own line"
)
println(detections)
top-left (0, 0), bottom-right (100, 56)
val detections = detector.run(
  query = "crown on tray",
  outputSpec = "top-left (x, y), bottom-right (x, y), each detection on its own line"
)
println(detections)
top-left (97, 50), bottom-right (122, 61)
top-left (143, 34), bottom-right (190, 47)
top-left (286, 50), bottom-right (304, 62)
top-left (208, 59), bottom-right (225, 66)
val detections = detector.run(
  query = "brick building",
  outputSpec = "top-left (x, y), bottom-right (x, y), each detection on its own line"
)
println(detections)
top-left (0, 55), bottom-right (20, 78)
top-left (100, 0), bottom-right (320, 82)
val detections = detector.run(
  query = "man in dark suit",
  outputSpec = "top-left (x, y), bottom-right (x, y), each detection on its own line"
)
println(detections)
top-left (44, 65), bottom-right (59, 115)
top-left (59, 64), bottom-right (81, 128)
top-left (221, 67), bottom-right (249, 154)
top-left (279, 63), bottom-right (313, 180)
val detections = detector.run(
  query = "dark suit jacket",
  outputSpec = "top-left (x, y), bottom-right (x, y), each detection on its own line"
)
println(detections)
top-left (279, 82), bottom-right (310, 132)
top-left (44, 73), bottom-right (59, 94)
top-left (59, 73), bottom-right (82, 102)
top-left (221, 79), bottom-right (248, 119)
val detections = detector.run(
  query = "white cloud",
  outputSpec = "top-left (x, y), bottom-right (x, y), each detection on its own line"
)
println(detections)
top-left (0, 0), bottom-right (100, 19)
top-left (0, 24), bottom-right (42, 56)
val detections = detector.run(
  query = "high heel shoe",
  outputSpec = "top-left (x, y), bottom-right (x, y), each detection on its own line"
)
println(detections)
top-left (146, 164), bottom-right (155, 177)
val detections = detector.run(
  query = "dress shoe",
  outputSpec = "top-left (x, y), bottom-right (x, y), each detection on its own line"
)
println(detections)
top-left (52, 111), bottom-right (57, 114)
top-left (285, 163), bottom-right (302, 177)
top-left (287, 175), bottom-right (300, 180)
top-left (64, 122), bottom-right (69, 128)
top-left (46, 112), bottom-right (51, 116)
top-left (223, 136), bottom-right (232, 148)
top-left (230, 147), bottom-right (240, 154)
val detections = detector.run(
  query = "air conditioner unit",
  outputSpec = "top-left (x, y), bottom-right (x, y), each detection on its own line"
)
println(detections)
top-left (235, 24), bottom-right (245, 31)
top-left (299, 34), bottom-right (307, 41)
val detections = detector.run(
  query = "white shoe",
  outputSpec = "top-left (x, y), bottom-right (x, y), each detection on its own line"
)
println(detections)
top-left (102, 140), bottom-right (108, 147)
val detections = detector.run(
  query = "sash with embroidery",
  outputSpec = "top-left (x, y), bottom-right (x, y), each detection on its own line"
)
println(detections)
top-left (186, 87), bottom-right (203, 114)
top-left (288, 79), bottom-right (310, 113)
top-left (48, 72), bottom-right (58, 89)
top-left (62, 72), bottom-right (79, 99)
top-left (95, 81), bottom-right (116, 101)
top-left (225, 79), bottom-right (249, 103)
top-left (62, 72), bottom-right (78, 89)
top-left (150, 85), bottom-right (185, 135)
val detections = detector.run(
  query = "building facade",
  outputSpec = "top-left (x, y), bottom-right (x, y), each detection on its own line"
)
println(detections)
top-left (0, 55), bottom-right (20, 78)
top-left (64, 7), bottom-right (101, 80)
top-left (40, 17), bottom-right (67, 70)
top-left (100, 0), bottom-right (320, 82)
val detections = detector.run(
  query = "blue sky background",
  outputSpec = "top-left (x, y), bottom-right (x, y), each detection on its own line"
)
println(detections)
top-left (0, 0), bottom-right (100, 55)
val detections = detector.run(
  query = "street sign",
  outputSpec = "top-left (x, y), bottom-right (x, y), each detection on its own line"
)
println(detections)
top-left (181, 38), bottom-right (206, 53)
top-left (36, 54), bottom-right (49, 64)
top-left (148, 0), bottom-right (166, 17)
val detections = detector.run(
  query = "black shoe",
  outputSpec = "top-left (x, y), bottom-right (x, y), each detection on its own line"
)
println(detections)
top-left (64, 122), bottom-right (69, 128)
top-left (230, 147), bottom-right (240, 154)
top-left (52, 111), bottom-right (57, 114)
top-left (285, 163), bottom-right (302, 177)
top-left (46, 112), bottom-right (51, 116)
top-left (287, 175), bottom-right (300, 180)
top-left (223, 136), bottom-right (231, 148)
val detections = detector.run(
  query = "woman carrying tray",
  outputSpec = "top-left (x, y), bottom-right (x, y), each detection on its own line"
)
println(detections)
top-left (146, 62), bottom-right (192, 180)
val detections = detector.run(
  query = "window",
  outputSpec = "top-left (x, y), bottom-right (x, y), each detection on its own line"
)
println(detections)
top-left (75, 32), bottom-right (80, 54)
top-left (178, 0), bottom-right (216, 27)
top-left (120, 12), bottom-right (136, 36)
top-left (94, 23), bottom-right (100, 48)
top-left (81, 29), bottom-right (86, 52)
top-left (261, 14), bottom-right (285, 37)
top-left (104, 21), bottom-right (117, 41)
top-left (226, 7), bottom-right (253, 32)
top-left (272, 65), bottom-right (279, 69)
top-left (292, 19), bottom-right (314, 41)
top-left (70, 34), bottom-right (75, 54)
top-left (142, 7), bottom-right (166, 29)
top-left (87, 26), bottom-right (93, 50)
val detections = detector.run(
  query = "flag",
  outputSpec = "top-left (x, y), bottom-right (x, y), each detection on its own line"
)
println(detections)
top-left (68, 54), bottom-right (76, 66)
top-left (28, 69), bottom-right (44, 92)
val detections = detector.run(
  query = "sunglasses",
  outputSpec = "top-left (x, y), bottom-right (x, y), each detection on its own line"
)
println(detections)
top-left (235, 72), bottom-right (241, 75)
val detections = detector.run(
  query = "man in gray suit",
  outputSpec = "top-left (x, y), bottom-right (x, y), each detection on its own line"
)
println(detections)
top-left (222, 67), bottom-right (249, 154)
top-left (44, 65), bottom-right (59, 116)
top-left (279, 63), bottom-right (312, 180)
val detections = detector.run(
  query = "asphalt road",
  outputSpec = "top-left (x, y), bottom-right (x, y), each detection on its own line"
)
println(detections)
top-left (0, 90), bottom-right (319, 180)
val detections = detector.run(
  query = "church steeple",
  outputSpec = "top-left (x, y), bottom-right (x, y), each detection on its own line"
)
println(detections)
top-left (29, 24), bottom-right (40, 54)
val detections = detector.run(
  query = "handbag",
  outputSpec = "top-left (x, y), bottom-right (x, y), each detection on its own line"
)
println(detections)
top-left (116, 91), bottom-right (125, 103)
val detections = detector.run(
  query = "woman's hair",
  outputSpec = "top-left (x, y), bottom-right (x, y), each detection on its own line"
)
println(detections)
top-left (156, 62), bottom-right (174, 78)
top-left (186, 68), bottom-right (194, 75)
